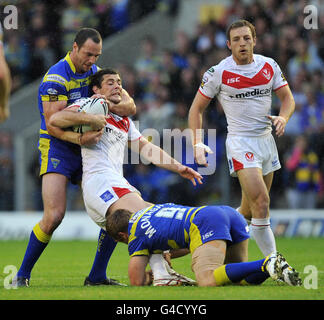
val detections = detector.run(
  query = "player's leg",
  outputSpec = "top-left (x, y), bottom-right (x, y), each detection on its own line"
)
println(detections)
top-left (85, 192), bottom-right (150, 285)
top-left (224, 238), bottom-right (248, 264)
top-left (237, 168), bottom-right (276, 256)
top-left (14, 173), bottom-right (68, 286)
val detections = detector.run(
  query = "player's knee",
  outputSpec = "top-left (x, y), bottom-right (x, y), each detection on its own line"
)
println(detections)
top-left (41, 211), bottom-right (65, 234)
top-left (253, 193), bottom-right (270, 217)
top-left (196, 270), bottom-right (217, 287)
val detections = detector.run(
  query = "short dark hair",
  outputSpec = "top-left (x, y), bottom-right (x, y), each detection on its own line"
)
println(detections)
top-left (226, 19), bottom-right (256, 41)
top-left (106, 209), bottom-right (132, 241)
top-left (89, 68), bottom-right (120, 95)
top-left (74, 28), bottom-right (102, 48)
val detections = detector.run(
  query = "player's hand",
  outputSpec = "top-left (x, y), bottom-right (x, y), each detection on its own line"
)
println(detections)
top-left (90, 114), bottom-right (107, 131)
top-left (90, 93), bottom-right (110, 107)
top-left (80, 128), bottom-right (104, 146)
top-left (177, 165), bottom-right (203, 186)
top-left (267, 115), bottom-right (287, 137)
top-left (193, 142), bottom-right (213, 167)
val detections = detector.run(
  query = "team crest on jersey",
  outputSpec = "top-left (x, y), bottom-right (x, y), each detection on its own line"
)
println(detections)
top-left (50, 158), bottom-right (61, 168)
top-left (262, 68), bottom-right (271, 80)
top-left (245, 152), bottom-right (254, 162)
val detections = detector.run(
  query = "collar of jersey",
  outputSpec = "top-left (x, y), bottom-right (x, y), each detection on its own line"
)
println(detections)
top-left (64, 51), bottom-right (76, 73)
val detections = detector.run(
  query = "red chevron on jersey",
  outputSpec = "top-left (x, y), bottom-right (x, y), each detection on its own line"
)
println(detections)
top-left (106, 115), bottom-right (130, 133)
top-left (222, 62), bottom-right (274, 89)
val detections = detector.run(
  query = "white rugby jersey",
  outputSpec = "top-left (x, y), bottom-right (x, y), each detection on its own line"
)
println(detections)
top-left (199, 54), bottom-right (288, 136)
top-left (81, 113), bottom-right (141, 181)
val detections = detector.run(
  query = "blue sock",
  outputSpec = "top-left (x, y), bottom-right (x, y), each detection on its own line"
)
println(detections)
top-left (244, 271), bottom-right (269, 285)
top-left (17, 223), bottom-right (50, 279)
top-left (225, 259), bottom-right (266, 283)
top-left (88, 229), bottom-right (117, 282)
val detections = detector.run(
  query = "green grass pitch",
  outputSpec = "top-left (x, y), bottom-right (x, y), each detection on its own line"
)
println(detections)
top-left (0, 238), bottom-right (323, 300)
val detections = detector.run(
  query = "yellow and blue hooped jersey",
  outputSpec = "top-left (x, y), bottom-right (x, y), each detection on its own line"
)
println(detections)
top-left (127, 203), bottom-right (249, 257)
top-left (37, 52), bottom-right (99, 180)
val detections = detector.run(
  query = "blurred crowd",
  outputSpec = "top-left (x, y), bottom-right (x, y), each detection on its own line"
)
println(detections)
top-left (0, 0), bottom-right (323, 210)
top-left (0, 0), bottom-right (168, 92)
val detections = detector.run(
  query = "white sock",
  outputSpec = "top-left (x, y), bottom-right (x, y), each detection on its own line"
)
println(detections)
top-left (149, 254), bottom-right (170, 279)
top-left (251, 218), bottom-right (276, 256)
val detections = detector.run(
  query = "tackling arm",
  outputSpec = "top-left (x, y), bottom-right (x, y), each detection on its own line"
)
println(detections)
top-left (109, 89), bottom-right (136, 116)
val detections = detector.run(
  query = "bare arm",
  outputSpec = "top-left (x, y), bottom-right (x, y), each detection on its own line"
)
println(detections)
top-left (129, 137), bottom-right (203, 186)
top-left (48, 104), bottom-right (106, 146)
top-left (0, 44), bottom-right (11, 123)
top-left (269, 85), bottom-right (295, 137)
top-left (128, 255), bottom-right (149, 286)
top-left (188, 91), bottom-right (212, 166)
top-left (49, 106), bottom-right (106, 130)
top-left (109, 89), bottom-right (136, 116)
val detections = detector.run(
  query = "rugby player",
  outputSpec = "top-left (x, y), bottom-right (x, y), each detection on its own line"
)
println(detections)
top-left (106, 203), bottom-right (301, 287)
top-left (49, 68), bottom-right (203, 286)
top-left (13, 28), bottom-right (135, 287)
top-left (0, 23), bottom-right (11, 123)
top-left (188, 20), bottom-right (295, 256)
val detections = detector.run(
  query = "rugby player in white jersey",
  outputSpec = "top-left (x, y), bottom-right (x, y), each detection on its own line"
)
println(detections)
top-left (188, 20), bottom-right (295, 256)
top-left (50, 68), bottom-right (203, 285)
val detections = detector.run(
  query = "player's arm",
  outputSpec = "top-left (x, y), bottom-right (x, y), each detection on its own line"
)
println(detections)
top-left (109, 89), bottom-right (136, 116)
top-left (44, 101), bottom-right (103, 146)
top-left (188, 91), bottom-right (213, 166)
top-left (269, 85), bottom-right (295, 137)
top-left (49, 105), bottom-right (106, 130)
top-left (129, 137), bottom-right (203, 186)
top-left (0, 42), bottom-right (11, 123)
top-left (128, 255), bottom-right (149, 286)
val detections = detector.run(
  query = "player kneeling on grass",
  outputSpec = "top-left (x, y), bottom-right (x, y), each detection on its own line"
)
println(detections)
top-left (106, 203), bottom-right (302, 287)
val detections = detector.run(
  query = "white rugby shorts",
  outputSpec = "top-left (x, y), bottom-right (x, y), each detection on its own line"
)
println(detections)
top-left (82, 170), bottom-right (140, 230)
top-left (226, 133), bottom-right (281, 177)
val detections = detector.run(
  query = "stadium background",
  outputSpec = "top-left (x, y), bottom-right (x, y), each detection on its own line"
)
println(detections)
top-left (0, 0), bottom-right (323, 240)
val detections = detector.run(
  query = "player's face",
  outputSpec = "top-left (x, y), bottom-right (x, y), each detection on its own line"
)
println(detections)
top-left (98, 74), bottom-right (123, 104)
top-left (73, 38), bottom-right (102, 73)
top-left (227, 26), bottom-right (256, 65)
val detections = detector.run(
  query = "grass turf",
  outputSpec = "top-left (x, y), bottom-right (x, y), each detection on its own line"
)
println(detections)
top-left (0, 238), bottom-right (323, 300)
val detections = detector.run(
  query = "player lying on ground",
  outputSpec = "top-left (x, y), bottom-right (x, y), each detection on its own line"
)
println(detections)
top-left (49, 68), bottom-right (203, 286)
top-left (106, 203), bottom-right (302, 287)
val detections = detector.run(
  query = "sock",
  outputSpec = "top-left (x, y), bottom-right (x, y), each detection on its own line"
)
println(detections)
top-left (251, 218), bottom-right (276, 256)
top-left (213, 259), bottom-right (265, 285)
top-left (149, 254), bottom-right (170, 279)
top-left (88, 228), bottom-right (117, 282)
top-left (17, 223), bottom-right (51, 279)
top-left (240, 271), bottom-right (269, 285)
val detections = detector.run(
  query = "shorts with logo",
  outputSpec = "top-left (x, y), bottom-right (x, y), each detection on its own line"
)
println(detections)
top-left (82, 170), bottom-right (140, 230)
top-left (225, 133), bottom-right (281, 177)
top-left (189, 206), bottom-right (250, 253)
top-left (38, 136), bottom-right (82, 184)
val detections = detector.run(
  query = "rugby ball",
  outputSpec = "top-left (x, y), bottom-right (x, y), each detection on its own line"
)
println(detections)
top-left (72, 97), bottom-right (109, 133)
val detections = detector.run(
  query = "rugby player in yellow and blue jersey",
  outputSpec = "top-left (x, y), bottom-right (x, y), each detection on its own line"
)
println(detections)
top-left (106, 203), bottom-right (302, 287)
top-left (13, 28), bottom-right (135, 287)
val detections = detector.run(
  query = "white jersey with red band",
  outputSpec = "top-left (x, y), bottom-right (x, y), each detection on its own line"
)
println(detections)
top-left (199, 54), bottom-right (288, 137)
top-left (81, 113), bottom-right (142, 182)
